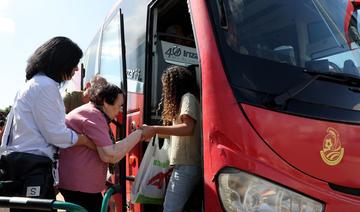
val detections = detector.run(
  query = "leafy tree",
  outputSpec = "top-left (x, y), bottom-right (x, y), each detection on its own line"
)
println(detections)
top-left (0, 105), bottom-right (11, 124)
top-left (3, 105), bottom-right (11, 116)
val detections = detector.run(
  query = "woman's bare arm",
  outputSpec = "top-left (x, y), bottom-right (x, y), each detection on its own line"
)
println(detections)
top-left (142, 114), bottom-right (195, 140)
top-left (97, 129), bottom-right (143, 164)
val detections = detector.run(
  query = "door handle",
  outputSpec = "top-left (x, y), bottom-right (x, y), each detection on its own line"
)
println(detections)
top-left (130, 121), bottom-right (137, 132)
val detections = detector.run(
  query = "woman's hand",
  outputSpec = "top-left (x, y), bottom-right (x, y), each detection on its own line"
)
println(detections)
top-left (140, 124), bottom-right (156, 141)
top-left (76, 134), bottom-right (96, 150)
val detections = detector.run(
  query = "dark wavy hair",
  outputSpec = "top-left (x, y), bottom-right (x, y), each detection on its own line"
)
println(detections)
top-left (89, 83), bottom-right (123, 106)
top-left (25, 36), bottom-right (83, 83)
top-left (160, 65), bottom-right (198, 125)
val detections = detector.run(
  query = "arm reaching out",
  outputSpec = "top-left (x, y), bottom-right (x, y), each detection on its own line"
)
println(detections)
top-left (141, 114), bottom-right (196, 140)
top-left (97, 129), bottom-right (143, 164)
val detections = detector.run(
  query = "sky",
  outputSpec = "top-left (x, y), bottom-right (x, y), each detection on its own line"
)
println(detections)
top-left (0, 0), bottom-right (118, 109)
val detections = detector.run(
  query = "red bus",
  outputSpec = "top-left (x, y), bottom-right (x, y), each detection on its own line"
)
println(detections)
top-left (71, 0), bottom-right (360, 211)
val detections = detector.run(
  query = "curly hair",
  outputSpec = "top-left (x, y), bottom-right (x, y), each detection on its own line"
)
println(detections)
top-left (160, 65), bottom-right (198, 125)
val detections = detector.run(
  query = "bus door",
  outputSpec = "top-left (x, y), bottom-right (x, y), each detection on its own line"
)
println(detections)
top-left (79, 0), bottom-right (149, 210)
top-left (96, 8), bottom-right (128, 212)
top-left (145, 0), bottom-right (199, 125)
top-left (99, 1), bottom-right (148, 211)
top-left (143, 0), bottom-right (201, 211)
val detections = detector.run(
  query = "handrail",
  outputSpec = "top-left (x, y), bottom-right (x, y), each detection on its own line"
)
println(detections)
top-left (52, 200), bottom-right (88, 212)
top-left (101, 186), bottom-right (115, 212)
top-left (0, 196), bottom-right (87, 212)
top-left (101, 185), bottom-right (121, 212)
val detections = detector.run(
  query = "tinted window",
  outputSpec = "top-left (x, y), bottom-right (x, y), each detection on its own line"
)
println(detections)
top-left (224, 0), bottom-right (359, 74)
top-left (206, 0), bottom-right (360, 123)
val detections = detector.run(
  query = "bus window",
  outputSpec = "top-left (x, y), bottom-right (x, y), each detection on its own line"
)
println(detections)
top-left (82, 30), bottom-right (101, 86)
top-left (99, 10), bottom-right (124, 86)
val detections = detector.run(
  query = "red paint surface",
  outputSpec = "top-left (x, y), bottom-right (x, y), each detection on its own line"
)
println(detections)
top-left (190, 0), bottom-right (360, 211)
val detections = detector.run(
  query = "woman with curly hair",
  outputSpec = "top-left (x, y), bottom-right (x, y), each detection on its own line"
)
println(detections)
top-left (142, 65), bottom-right (201, 212)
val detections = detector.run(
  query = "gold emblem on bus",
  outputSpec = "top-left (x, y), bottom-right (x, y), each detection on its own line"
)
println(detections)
top-left (320, 127), bottom-right (344, 166)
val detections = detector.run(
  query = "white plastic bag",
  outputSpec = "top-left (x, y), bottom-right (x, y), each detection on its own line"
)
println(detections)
top-left (131, 135), bottom-right (172, 204)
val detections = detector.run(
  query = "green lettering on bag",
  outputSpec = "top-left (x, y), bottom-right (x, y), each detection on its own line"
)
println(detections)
top-left (134, 194), bottom-right (164, 205)
top-left (153, 160), bottom-right (170, 168)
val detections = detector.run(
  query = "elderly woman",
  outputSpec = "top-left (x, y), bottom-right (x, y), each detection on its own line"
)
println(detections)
top-left (58, 83), bottom-right (143, 212)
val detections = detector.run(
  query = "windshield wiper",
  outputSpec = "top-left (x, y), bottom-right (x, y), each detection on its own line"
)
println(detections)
top-left (274, 69), bottom-right (360, 107)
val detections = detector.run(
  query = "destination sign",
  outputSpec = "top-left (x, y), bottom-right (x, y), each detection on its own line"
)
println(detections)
top-left (161, 41), bottom-right (198, 65)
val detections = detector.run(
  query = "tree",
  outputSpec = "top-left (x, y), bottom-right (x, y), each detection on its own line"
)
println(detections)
top-left (0, 105), bottom-right (11, 123)
top-left (3, 105), bottom-right (11, 116)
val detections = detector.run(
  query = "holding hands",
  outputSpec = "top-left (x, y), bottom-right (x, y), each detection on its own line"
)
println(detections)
top-left (140, 124), bottom-right (156, 141)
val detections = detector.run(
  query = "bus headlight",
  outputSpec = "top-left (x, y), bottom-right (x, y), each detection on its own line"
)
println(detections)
top-left (218, 168), bottom-right (324, 212)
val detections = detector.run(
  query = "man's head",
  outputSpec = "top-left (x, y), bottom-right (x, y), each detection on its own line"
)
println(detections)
top-left (91, 75), bottom-right (107, 87)
top-left (83, 74), bottom-right (108, 103)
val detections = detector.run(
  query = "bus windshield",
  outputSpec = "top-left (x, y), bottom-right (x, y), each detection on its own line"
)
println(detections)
top-left (207, 0), bottom-right (360, 123)
top-left (224, 0), bottom-right (360, 76)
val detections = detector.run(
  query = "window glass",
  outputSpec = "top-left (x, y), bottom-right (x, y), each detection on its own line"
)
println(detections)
top-left (224, 0), bottom-right (360, 75)
top-left (100, 11), bottom-right (123, 86)
top-left (83, 30), bottom-right (100, 85)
